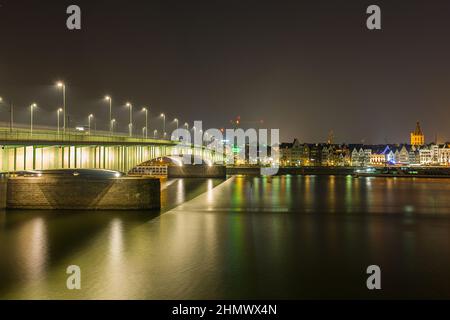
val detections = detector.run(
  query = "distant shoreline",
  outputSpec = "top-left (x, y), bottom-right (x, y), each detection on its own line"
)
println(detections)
top-left (226, 166), bottom-right (450, 178)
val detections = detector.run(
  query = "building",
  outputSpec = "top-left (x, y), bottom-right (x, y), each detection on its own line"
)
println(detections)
top-left (350, 145), bottom-right (372, 167)
top-left (438, 144), bottom-right (450, 165)
top-left (369, 145), bottom-right (390, 166)
top-left (410, 122), bottom-right (425, 146)
top-left (279, 139), bottom-right (302, 166)
top-left (398, 145), bottom-right (410, 165)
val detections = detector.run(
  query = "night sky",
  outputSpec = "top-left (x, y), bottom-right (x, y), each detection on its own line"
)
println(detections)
top-left (1, 0), bottom-right (450, 143)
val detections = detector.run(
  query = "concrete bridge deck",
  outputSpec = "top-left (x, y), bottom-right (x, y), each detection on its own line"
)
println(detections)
top-left (0, 127), bottom-right (176, 146)
top-left (0, 127), bottom-right (224, 173)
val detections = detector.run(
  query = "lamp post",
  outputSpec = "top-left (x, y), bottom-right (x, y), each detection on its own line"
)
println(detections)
top-left (88, 114), bottom-right (94, 135)
top-left (154, 129), bottom-right (158, 138)
top-left (30, 103), bottom-right (37, 135)
top-left (160, 113), bottom-right (166, 139)
top-left (104, 96), bottom-right (112, 134)
top-left (126, 102), bottom-right (133, 137)
top-left (142, 107), bottom-right (148, 138)
top-left (111, 119), bottom-right (116, 134)
top-left (184, 122), bottom-right (189, 130)
top-left (57, 108), bottom-right (63, 134)
top-left (172, 118), bottom-right (179, 140)
top-left (56, 82), bottom-right (66, 133)
top-left (1, 96), bottom-right (14, 132)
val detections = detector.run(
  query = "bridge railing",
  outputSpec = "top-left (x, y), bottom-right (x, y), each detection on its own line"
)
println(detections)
top-left (0, 127), bottom-right (177, 145)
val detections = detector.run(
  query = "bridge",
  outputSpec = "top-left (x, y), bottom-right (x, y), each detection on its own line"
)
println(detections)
top-left (0, 127), bottom-right (224, 173)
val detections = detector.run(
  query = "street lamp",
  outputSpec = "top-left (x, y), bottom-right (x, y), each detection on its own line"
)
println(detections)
top-left (111, 119), bottom-right (116, 134)
top-left (30, 103), bottom-right (37, 135)
top-left (160, 113), bottom-right (166, 139)
top-left (142, 107), bottom-right (148, 138)
top-left (56, 82), bottom-right (66, 133)
top-left (104, 96), bottom-right (112, 134)
top-left (184, 122), bottom-right (189, 130)
top-left (57, 108), bottom-right (63, 134)
top-left (88, 114), bottom-right (94, 135)
top-left (1, 96), bottom-right (14, 132)
top-left (172, 118), bottom-right (179, 140)
top-left (154, 129), bottom-right (158, 138)
top-left (126, 102), bottom-right (133, 137)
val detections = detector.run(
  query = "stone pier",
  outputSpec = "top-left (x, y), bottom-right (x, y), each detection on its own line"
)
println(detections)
top-left (6, 176), bottom-right (160, 210)
top-left (0, 175), bottom-right (7, 209)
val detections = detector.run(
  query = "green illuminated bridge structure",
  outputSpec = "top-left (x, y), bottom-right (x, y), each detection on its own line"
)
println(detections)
top-left (0, 127), bottom-right (224, 173)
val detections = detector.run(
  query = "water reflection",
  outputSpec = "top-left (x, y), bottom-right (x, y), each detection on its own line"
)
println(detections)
top-left (17, 217), bottom-right (48, 282)
top-left (1, 176), bottom-right (450, 299)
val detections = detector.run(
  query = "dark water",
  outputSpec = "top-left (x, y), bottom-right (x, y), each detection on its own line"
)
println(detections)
top-left (0, 175), bottom-right (450, 299)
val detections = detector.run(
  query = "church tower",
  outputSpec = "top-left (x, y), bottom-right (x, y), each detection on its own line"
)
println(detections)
top-left (410, 121), bottom-right (425, 146)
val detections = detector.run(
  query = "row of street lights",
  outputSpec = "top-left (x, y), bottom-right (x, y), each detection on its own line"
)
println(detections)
top-left (1, 82), bottom-right (190, 139)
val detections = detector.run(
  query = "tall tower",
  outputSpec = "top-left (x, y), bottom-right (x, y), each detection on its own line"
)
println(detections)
top-left (410, 121), bottom-right (425, 146)
top-left (327, 130), bottom-right (334, 145)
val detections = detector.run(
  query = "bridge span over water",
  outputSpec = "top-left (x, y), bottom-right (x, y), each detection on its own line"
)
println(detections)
top-left (0, 128), bottom-right (223, 173)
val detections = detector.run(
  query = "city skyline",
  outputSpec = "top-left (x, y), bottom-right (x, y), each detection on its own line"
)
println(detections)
top-left (2, 0), bottom-right (450, 143)
top-left (0, 83), bottom-right (447, 145)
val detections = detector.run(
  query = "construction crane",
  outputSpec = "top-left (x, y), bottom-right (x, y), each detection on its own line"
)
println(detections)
top-left (229, 116), bottom-right (265, 129)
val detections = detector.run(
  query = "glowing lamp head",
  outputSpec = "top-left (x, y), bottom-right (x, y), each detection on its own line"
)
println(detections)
top-left (104, 96), bottom-right (111, 101)
top-left (142, 107), bottom-right (147, 112)
top-left (56, 82), bottom-right (64, 88)
top-left (58, 108), bottom-right (63, 112)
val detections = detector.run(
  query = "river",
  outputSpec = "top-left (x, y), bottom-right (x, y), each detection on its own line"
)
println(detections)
top-left (0, 175), bottom-right (449, 299)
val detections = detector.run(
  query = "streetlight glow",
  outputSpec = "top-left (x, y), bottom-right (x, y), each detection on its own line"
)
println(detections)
top-left (88, 114), bottom-right (94, 135)
top-left (56, 82), bottom-right (66, 133)
top-left (57, 108), bottom-right (63, 134)
top-left (104, 95), bottom-right (112, 134)
top-left (160, 113), bottom-right (166, 139)
top-left (142, 107), bottom-right (148, 139)
top-left (30, 103), bottom-right (37, 135)
top-left (126, 102), bottom-right (133, 137)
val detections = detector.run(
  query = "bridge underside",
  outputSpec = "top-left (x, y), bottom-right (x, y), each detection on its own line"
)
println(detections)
top-left (0, 144), bottom-right (222, 173)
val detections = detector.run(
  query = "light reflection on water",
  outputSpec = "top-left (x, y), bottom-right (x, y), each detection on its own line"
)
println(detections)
top-left (0, 175), bottom-right (450, 299)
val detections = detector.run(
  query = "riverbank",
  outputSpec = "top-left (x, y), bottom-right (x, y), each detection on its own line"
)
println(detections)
top-left (226, 166), bottom-right (355, 176)
top-left (227, 166), bottom-right (450, 177)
